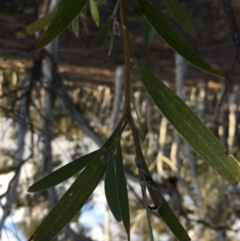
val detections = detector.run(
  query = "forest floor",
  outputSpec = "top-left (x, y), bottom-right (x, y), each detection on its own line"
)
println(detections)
top-left (1, 0), bottom-right (240, 91)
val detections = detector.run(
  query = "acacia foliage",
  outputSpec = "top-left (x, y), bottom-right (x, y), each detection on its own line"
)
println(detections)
top-left (15, 0), bottom-right (240, 240)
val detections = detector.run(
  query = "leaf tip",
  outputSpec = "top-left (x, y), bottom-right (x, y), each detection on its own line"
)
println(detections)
top-left (28, 234), bottom-right (34, 241)
top-left (27, 183), bottom-right (43, 193)
top-left (15, 30), bottom-right (27, 39)
top-left (27, 186), bottom-right (35, 192)
top-left (35, 33), bottom-right (50, 51)
top-left (35, 46), bottom-right (41, 52)
top-left (214, 70), bottom-right (223, 77)
top-left (35, 42), bottom-right (44, 52)
top-left (127, 232), bottom-right (130, 241)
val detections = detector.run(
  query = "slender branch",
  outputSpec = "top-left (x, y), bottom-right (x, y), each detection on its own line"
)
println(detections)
top-left (119, 0), bottom-right (151, 207)
top-left (119, 0), bottom-right (132, 116)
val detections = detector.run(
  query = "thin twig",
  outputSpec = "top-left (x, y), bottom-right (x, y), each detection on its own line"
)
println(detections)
top-left (119, 0), bottom-right (133, 116)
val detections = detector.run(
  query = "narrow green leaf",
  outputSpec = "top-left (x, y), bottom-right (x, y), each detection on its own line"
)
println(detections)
top-left (71, 15), bottom-right (79, 37)
top-left (116, 141), bottom-right (130, 241)
top-left (108, 32), bottom-right (114, 56)
top-left (139, 152), bottom-right (190, 241)
top-left (100, 120), bottom-right (127, 163)
top-left (28, 150), bottom-right (101, 192)
top-left (29, 119), bottom-right (125, 193)
top-left (135, 60), bottom-right (240, 184)
top-left (36, 0), bottom-right (88, 50)
top-left (28, 154), bottom-right (106, 241)
top-left (89, 0), bottom-right (100, 27)
top-left (146, 28), bottom-right (155, 46)
top-left (144, 20), bottom-right (155, 47)
top-left (16, 9), bottom-right (57, 38)
top-left (83, 4), bottom-right (89, 34)
top-left (105, 152), bottom-right (122, 222)
top-left (159, 0), bottom-right (196, 36)
top-left (93, 18), bottom-right (111, 46)
top-left (135, 0), bottom-right (221, 77)
top-left (159, 199), bottom-right (190, 241)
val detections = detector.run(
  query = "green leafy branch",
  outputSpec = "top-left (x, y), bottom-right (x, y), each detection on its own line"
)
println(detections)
top-left (18, 0), bottom-right (240, 240)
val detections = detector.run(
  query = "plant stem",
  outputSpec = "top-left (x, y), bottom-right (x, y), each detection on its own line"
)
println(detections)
top-left (119, 0), bottom-right (132, 117)
top-left (119, 0), bottom-right (143, 175)
top-left (129, 115), bottom-right (142, 167)
top-left (119, 0), bottom-right (147, 207)
top-left (119, 4), bottom-right (159, 237)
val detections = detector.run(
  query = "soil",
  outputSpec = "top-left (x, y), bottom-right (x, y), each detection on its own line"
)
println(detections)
top-left (1, 0), bottom-right (240, 90)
